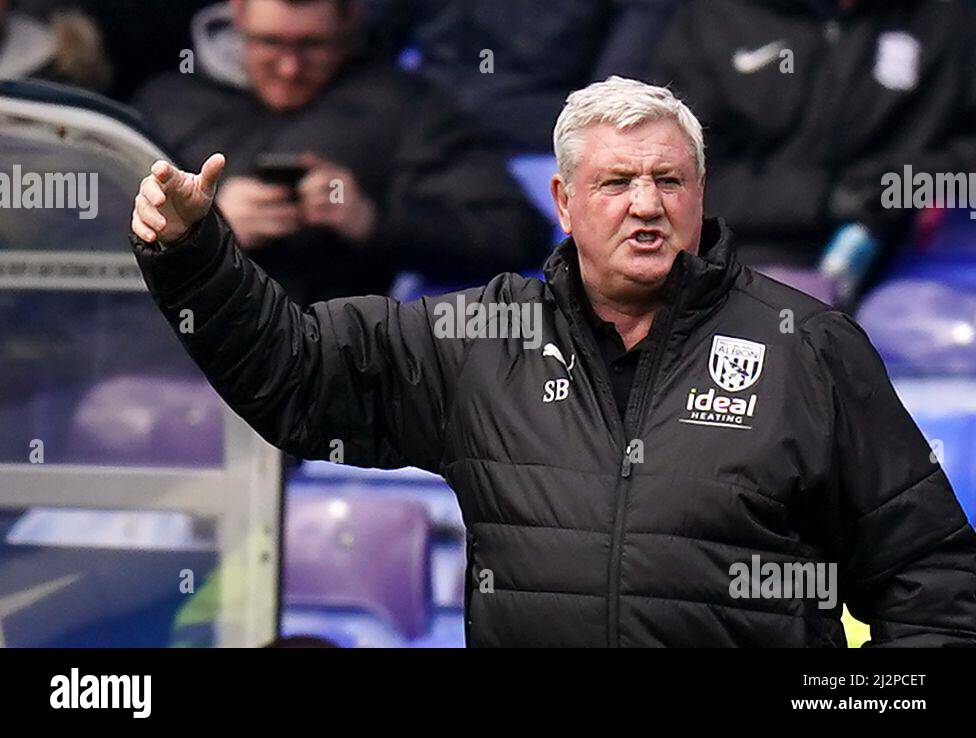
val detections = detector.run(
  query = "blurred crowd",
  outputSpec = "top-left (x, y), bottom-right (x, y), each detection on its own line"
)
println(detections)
top-left (2, 0), bottom-right (976, 305)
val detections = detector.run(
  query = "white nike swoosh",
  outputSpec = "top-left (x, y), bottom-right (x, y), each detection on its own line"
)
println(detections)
top-left (733, 41), bottom-right (786, 74)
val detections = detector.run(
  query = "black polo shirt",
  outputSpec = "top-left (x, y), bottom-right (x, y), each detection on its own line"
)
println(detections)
top-left (579, 297), bottom-right (657, 421)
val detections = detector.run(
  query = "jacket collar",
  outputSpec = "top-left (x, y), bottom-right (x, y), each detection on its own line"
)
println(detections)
top-left (543, 217), bottom-right (741, 336)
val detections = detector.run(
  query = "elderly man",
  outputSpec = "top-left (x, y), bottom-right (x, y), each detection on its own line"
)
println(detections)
top-left (132, 0), bottom-right (550, 305)
top-left (130, 77), bottom-right (976, 647)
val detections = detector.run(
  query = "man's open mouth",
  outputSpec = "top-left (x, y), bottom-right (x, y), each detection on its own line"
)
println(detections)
top-left (628, 229), bottom-right (666, 247)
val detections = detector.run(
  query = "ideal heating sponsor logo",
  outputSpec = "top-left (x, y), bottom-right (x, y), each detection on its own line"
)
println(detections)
top-left (679, 335), bottom-right (766, 430)
top-left (683, 387), bottom-right (759, 428)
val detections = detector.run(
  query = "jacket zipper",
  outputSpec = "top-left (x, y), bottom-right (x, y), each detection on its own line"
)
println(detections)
top-left (554, 257), bottom-right (688, 647)
top-left (605, 265), bottom-right (687, 647)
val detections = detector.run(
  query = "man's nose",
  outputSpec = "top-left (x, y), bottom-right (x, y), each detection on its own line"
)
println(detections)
top-left (629, 181), bottom-right (664, 220)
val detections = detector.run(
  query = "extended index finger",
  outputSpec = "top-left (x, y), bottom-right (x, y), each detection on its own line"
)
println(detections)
top-left (150, 160), bottom-right (179, 192)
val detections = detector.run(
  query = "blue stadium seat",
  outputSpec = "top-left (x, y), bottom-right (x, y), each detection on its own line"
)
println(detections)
top-left (283, 495), bottom-right (434, 640)
top-left (859, 245), bottom-right (976, 525)
top-left (289, 462), bottom-right (463, 529)
top-left (857, 279), bottom-right (976, 375)
top-left (283, 465), bottom-right (467, 647)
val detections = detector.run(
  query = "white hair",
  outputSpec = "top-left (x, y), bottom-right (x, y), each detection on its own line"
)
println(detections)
top-left (553, 76), bottom-right (706, 187)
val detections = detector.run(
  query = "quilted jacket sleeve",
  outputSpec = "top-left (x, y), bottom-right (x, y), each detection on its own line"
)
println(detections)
top-left (803, 311), bottom-right (976, 647)
top-left (130, 208), bottom-right (470, 473)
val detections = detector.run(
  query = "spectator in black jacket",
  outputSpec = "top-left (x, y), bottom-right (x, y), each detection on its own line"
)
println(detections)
top-left (132, 0), bottom-right (551, 304)
top-left (363, 0), bottom-right (681, 152)
top-left (651, 0), bottom-right (976, 282)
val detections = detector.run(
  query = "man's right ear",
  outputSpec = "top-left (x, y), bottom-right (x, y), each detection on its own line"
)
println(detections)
top-left (551, 174), bottom-right (572, 234)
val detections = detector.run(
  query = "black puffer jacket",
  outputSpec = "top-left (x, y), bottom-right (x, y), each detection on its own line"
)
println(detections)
top-left (131, 211), bottom-right (976, 647)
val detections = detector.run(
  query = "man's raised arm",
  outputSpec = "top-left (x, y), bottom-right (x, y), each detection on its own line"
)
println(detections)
top-left (129, 156), bottom-right (465, 471)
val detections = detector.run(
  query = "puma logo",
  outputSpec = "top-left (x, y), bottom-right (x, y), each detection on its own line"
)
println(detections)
top-left (542, 343), bottom-right (575, 381)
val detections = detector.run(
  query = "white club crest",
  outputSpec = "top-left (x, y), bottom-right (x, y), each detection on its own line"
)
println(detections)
top-left (709, 335), bottom-right (766, 392)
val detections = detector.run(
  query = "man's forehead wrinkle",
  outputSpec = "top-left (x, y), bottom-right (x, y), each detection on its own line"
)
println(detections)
top-left (591, 150), bottom-right (683, 177)
top-left (585, 132), bottom-right (683, 164)
top-left (579, 120), bottom-right (698, 175)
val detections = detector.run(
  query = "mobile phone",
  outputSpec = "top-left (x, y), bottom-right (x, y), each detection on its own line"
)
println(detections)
top-left (254, 153), bottom-right (309, 188)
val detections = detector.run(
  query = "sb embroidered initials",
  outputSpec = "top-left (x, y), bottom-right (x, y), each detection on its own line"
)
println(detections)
top-left (543, 378), bottom-right (570, 403)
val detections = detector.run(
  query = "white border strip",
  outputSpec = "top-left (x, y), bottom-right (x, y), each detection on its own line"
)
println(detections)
top-left (0, 250), bottom-right (146, 291)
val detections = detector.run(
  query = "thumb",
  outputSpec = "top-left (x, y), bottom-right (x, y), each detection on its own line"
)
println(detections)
top-left (198, 153), bottom-right (226, 197)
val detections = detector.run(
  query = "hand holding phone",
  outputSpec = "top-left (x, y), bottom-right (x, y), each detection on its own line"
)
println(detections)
top-left (296, 153), bottom-right (378, 243)
top-left (254, 153), bottom-right (310, 191)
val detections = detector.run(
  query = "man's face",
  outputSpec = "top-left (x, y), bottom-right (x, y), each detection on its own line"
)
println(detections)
top-left (552, 119), bottom-right (704, 304)
top-left (233, 0), bottom-right (356, 112)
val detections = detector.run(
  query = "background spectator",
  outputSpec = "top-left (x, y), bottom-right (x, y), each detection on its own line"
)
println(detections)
top-left (364, 0), bottom-right (681, 152)
top-left (650, 0), bottom-right (976, 292)
top-left (132, 0), bottom-right (551, 304)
